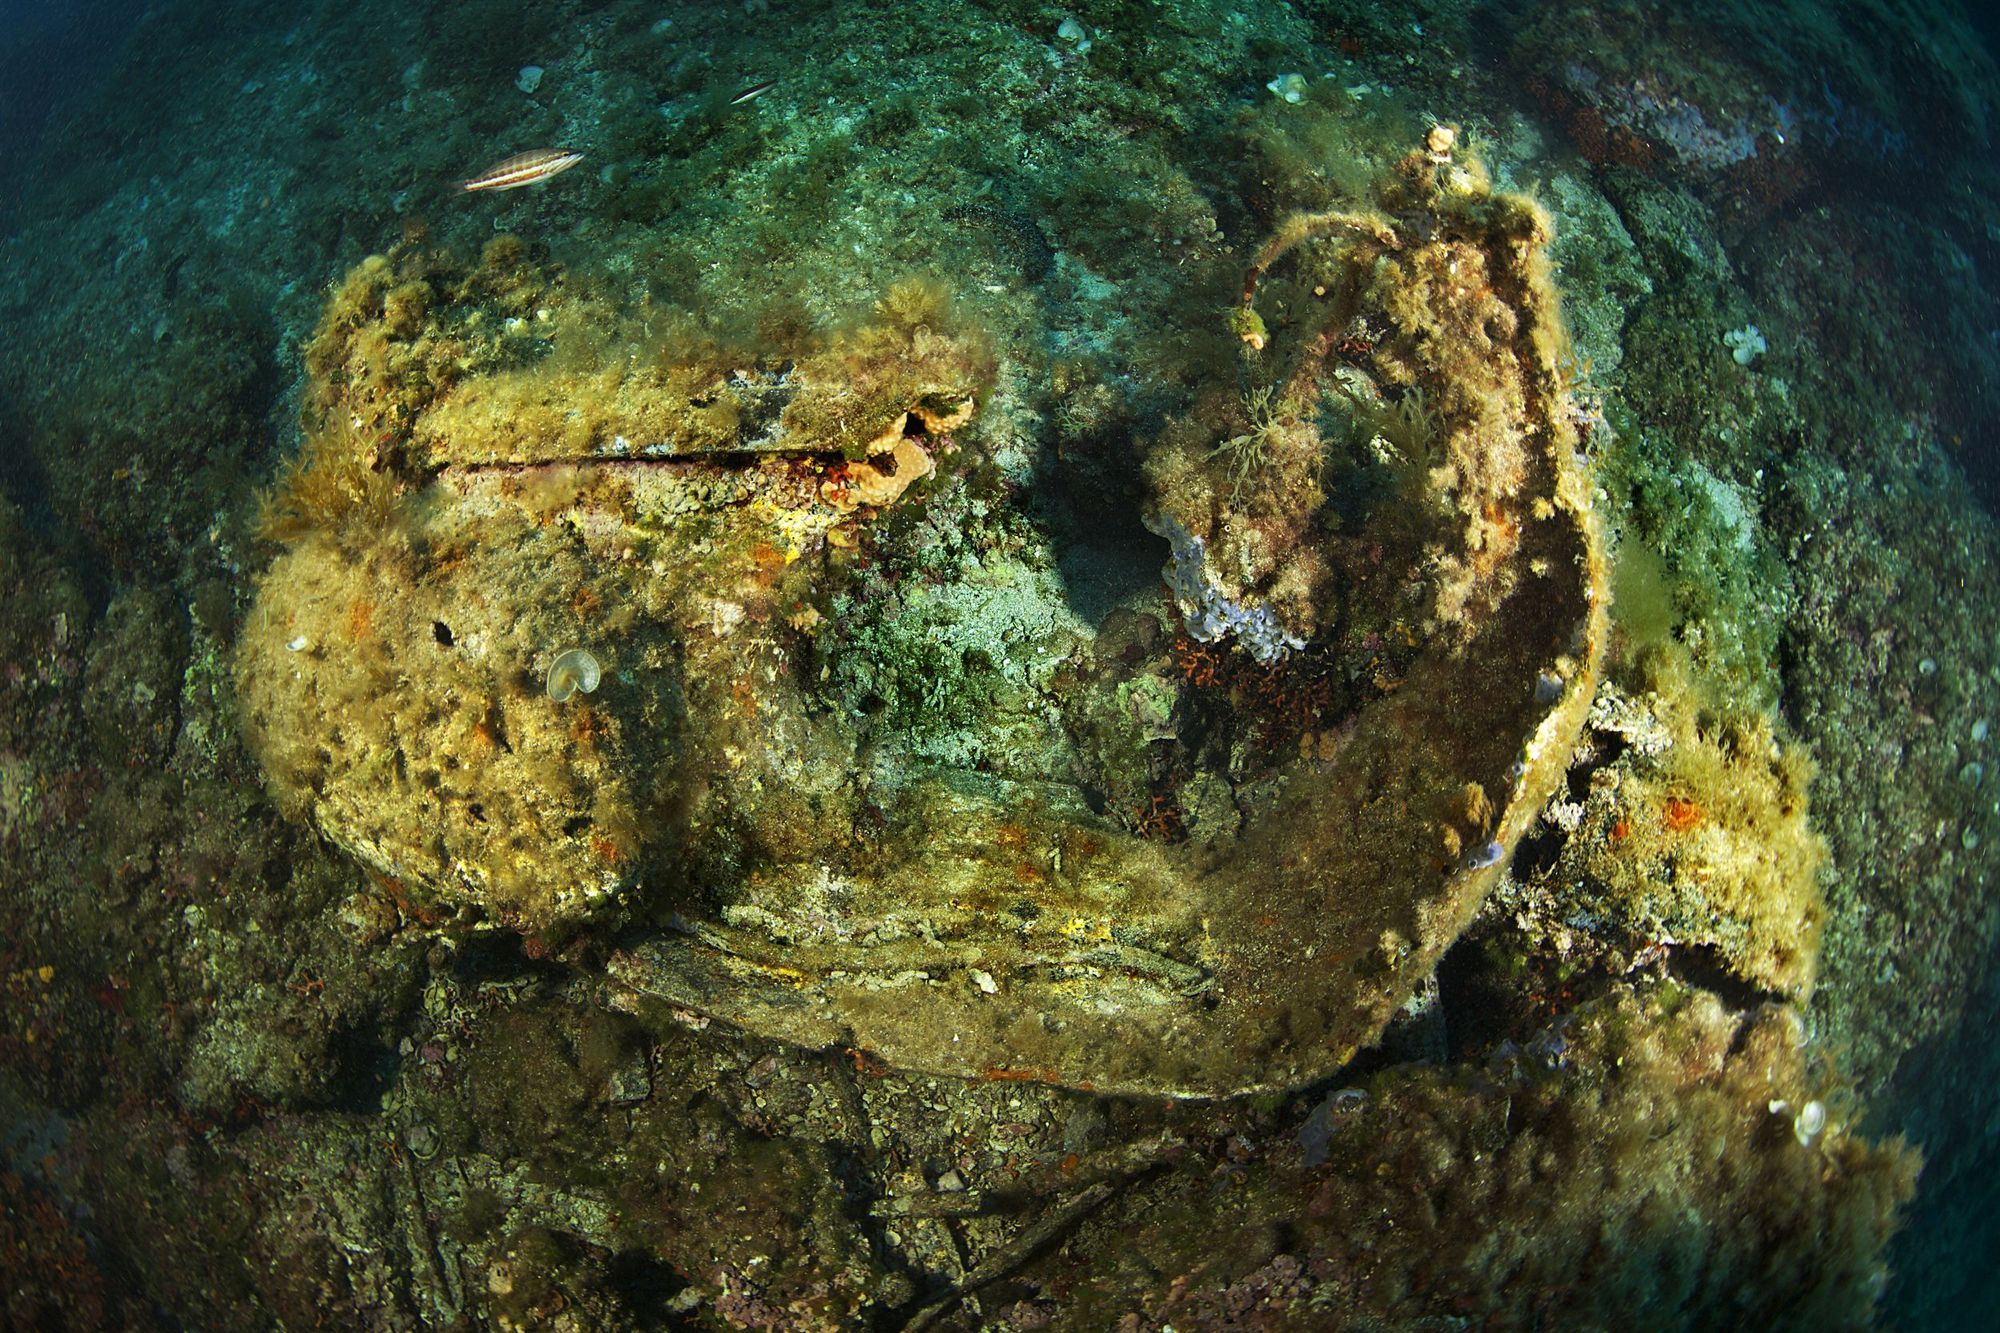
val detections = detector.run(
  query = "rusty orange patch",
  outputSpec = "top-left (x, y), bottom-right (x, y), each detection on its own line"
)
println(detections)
top-left (982, 1065), bottom-right (1064, 1084)
top-left (571, 707), bottom-right (608, 744)
top-left (1661, 795), bottom-right (1702, 834)
top-left (847, 1047), bottom-right (890, 1078)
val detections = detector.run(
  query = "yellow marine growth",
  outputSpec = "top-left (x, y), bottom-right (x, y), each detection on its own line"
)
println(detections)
top-left (235, 243), bottom-right (992, 940)
top-left (249, 414), bottom-right (399, 553)
top-left (1045, 981), bottom-right (1917, 1327)
top-left (1567, 643), bottom-right (1828, 994)
top-left (609, 137), bottom-right (1609, 1098)
top-left (776, 276), bottom-right (992, 461)
top-left (282, 242), bottom-right (990, 480)
top-left (1147, 131), bottom-right (1577, 651)
top-left (241, 137), bottom-right (1606, 1097)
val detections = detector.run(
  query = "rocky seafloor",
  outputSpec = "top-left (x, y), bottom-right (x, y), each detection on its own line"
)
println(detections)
top-left (2, 1), bottom-right (1998, 1329)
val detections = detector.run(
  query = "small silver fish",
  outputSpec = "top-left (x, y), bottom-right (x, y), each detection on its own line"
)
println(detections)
top-left (460, 148), bottom-right (585, 192)
top-left (729, 79), bottom-right (775, 106)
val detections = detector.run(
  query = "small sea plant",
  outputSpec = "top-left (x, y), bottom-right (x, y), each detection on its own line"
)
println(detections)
top-left (1211, 382), bottom-right (1288, 503)
top-left (545, 648), bottom-right (602, 702)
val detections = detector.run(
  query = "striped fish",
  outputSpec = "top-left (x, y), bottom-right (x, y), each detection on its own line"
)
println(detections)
top-left (460, 148), bottom-right (584, 192)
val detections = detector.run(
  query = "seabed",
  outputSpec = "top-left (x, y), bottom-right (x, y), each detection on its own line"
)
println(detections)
top-left (2, 2), bottom-right (1998, 1329)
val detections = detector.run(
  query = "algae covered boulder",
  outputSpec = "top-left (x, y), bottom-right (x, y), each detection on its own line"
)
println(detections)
top-left (235, 246), bottom-right (988, 939)
top-left (238, 140), bottom-right (1606, 1097)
